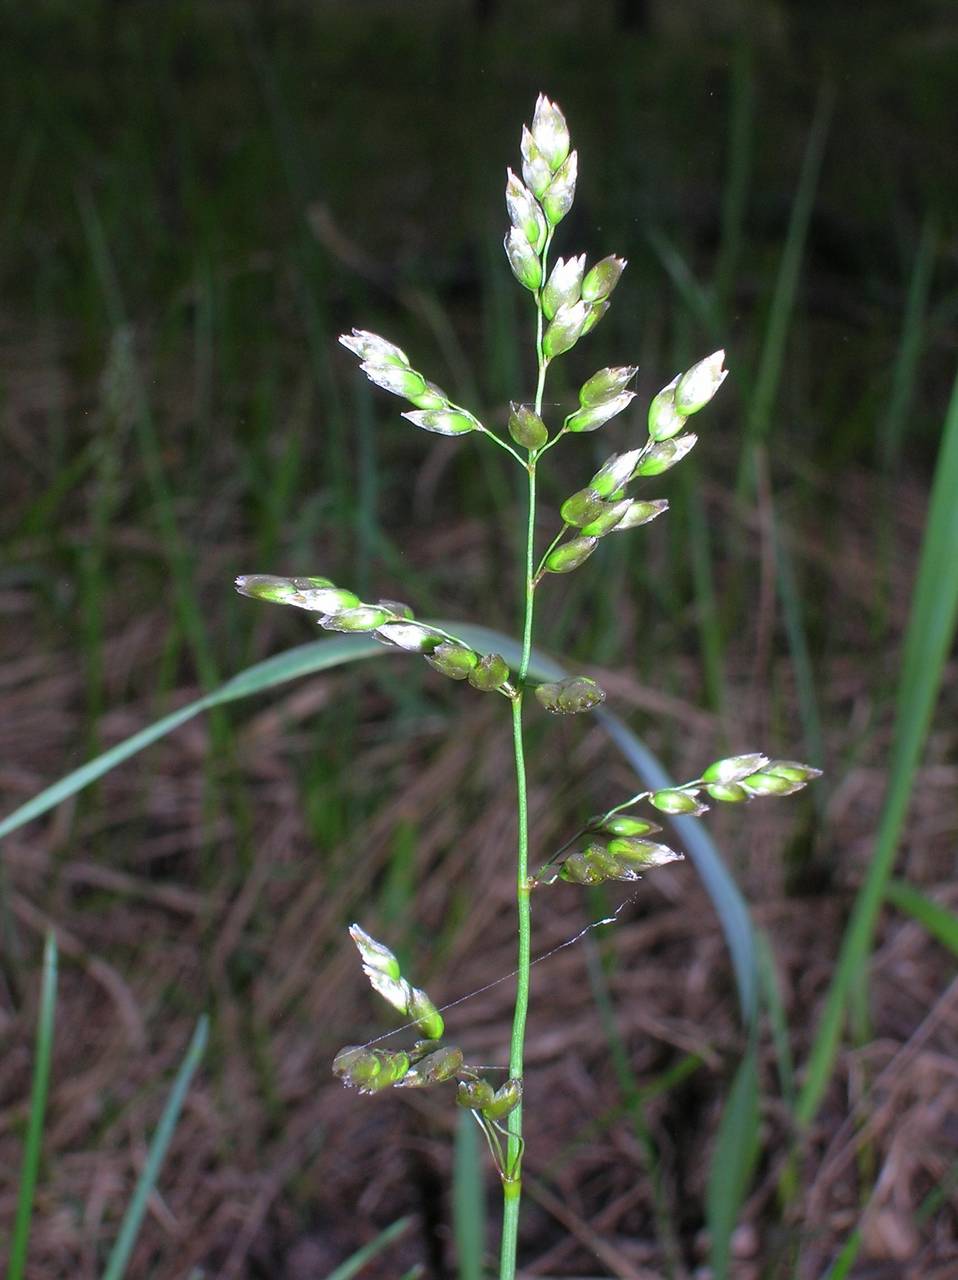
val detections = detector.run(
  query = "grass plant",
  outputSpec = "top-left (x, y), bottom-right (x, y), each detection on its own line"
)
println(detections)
top-left (3, 933), bottom-right (208, 1280)
top-left (796, 369), bottom-right (958, 1133)
top-left (3, 13), bottom-right (956, 1271)
top-left (99, 1016), bottom-right (209, 1280)
top-left (233, 96), bottom-right (819, 1277)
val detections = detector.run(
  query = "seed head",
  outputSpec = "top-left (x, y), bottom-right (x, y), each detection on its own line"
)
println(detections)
top-left (741, 771), bottom-right (802, 797)
top-left (566, 390), bottom-right (636, 434)
top-left (504, 227), bottom-right (543, 292)
top-left (505, 169), bottom-right (547, 251)
top-left (589, 448), bottom-right (642, 496)
top-left (600, 815), bottom-right (662, 837)
top-left (530, 94), bottom-right (570, 172)
top-left (508, 403), bottom-right (549, 450)
top-left (580, 498), bottom-right (633, 536)
top-left (360, 361), bottom-right (427, 400)
top-left (650, 789), bottom-right (708, 816)
top-left (349, 924), bottom-right (401, 979)
top-left (396, 1046), bottom-right (463, 1087)
top-left (339, 329), bottom-right (410, 368)
top-left (520, 125), bottom-right (552, 198)
top-left (542, 255), bottom-right (586, 321)
top-left (320, 605), bottom-right (391, 632)
top-left (535, 676), bottom-right (606, 715)
top-left (706, 781), bottom-right (749, 803)
top-left (426, 641), bottom-right (480, 680)
top-left (457, 1079), bottom-right (495, 1110)
top-left (702, 753), bottom-right (771, 784)
top-left (402, 408), bottom-right (479, 436)
top-left (611, 499), bottom-right (669, 531)
top-left (580, 366), bottom-right (639, 409)
top-left (560, 487), bottom-right (609, 527)
top-left (580, 299), bottom-right (610, 337)
top-left (235, 574), bottom-right (302, 604)
top-left (647, 375), bottom-right (685, 442)
top-left (764, 760), bottom-right (823, 784)
top-left (376, 622), bottom-right (441, 653)
top-left (581, 255), bottom-right (626, 304)
top-left (560, 845), bottom-right (620, 885)
top-left (606, 837), bottom-right (684, 868)
top-left (542, 150), bottom-right (577, 226)
top-left (409, 380), bottom-right (450, 410)
top-left (543, 535), bottom-right (598, 573)
top-left (482, 1079), bottom-right (522, 1120)
top-left (406, 987), bottom-right (445, 1041)
top-left (632, 433), bottom-right (698, 477)
top-left (467, 652), bottom-right (511, 692)
top-left (333, 1047), bottom-right (411, 1094)
top-left (543, 300), bottom-right (588, 359)
top-left (673, 350), bottom-right (728, 415)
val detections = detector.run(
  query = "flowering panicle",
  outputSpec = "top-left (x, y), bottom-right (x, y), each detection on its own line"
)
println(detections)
top-left (339, 328), bottom-right (481, 436)
top-left (648, 351), bottom-right (728, 442)
top-left (234, 94), bottom-right (822, 1248)
top-left (235, 575), bottom-right (514, 695)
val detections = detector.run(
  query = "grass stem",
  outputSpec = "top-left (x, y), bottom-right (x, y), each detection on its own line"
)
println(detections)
top-left (499, 227), bottom-right (552, 1280)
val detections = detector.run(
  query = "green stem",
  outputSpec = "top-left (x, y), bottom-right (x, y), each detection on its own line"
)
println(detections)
top-left (499, 227), bottom-right (552, 1280)
top-left (499, 468), bottom-right (535, 1280)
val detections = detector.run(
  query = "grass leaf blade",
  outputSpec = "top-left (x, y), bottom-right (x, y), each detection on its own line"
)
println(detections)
top-left (323, 1216), bottom-right (413, 1280)
top-left (1, 619), bottom-right (758, 1029)
top-left (706, 1036), bottom-right (760, 1280)
top-left (100, 1015), bottom-right (209, 1280)
top-left (797, 368), bottom-right (958, 1128)
top-left (886, 879), bottom-right (958, 956)
top-left (454, 1111), bottom-right (485, 1280)
top-left (0, 637), bottom-right (384, 842)
top-left (594, 710), bottom-right (759, 1026)
top-left (6, 932), bottom-right (58, 1280)
top-left (822, 1229), bottom-right (863, 1280)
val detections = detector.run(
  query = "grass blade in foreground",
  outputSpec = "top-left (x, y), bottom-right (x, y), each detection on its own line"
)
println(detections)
top-left (797, 368), bottom-right (958, 1128)
top-left (705, 1035), bottom-right (760, 1280)
top-left (821, 1229), bottom-right (863, 1280)
top-left (0, 624), bottom-right (759, 1031)
top-left (323, 1216), bottom-right (413, 1280)
top-left (6, 932), bottom-right (57, 1280)
top-left (454, 1111), bottom-right (486, 1280)
top-left (885, 879), bottom-right (958, 957)
top-left (593, 707), bottom-right (759, 1026)
top-left (100, 1015), bottom-right (209, 1280)
top-left (0, 637), bottom-right (384, 841)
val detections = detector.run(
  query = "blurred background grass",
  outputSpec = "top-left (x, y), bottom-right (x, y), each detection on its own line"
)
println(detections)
top-left (2, 1), bottom-right (957, 1277)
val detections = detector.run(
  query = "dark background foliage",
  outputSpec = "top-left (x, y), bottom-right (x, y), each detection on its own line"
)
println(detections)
top-left (2, 2), bottom-right (956, 1277)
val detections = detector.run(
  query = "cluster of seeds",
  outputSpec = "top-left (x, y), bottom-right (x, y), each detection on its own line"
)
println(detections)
top-left (651, 753), bottom-right (823, 812)
top-left (557, 834), bottom-right (683, 887)
top-left (534, 675), bottom-right (606, 714)
top-left (542, 349), bottom-right (728, 577)
top-left (339, 328), bottom-right (481, 437)
top-left (538, 754), bottom-right (822, 887)
top-left (235, 575), bottom-right (514, 696)
top-left (332, 925), bottom-right (522, 1179)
